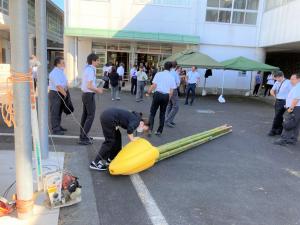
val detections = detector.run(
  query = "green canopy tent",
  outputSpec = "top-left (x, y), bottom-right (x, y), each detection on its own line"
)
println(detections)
top-left (160, 49), bottom-right (223, 69)
top-left (220, 56), bottom-right (279, 72)
top-left (160, 49), bottom-right (224, 96)
top-left (218, 56), bottom-right (279, 102)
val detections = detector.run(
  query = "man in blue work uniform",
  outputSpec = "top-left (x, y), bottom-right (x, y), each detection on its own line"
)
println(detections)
top-left (268, 71), bottom-right (292, 136)
top-left (274, 73), bottom-right (300, 145)
top-left (146, 61), bottom-right (176, 136)
top-left (48, 57), bottom-right (68, 135)
top-left (165, 61), bottom-right (180, 128)
top-left (79, 53), bottom-right (103, 145)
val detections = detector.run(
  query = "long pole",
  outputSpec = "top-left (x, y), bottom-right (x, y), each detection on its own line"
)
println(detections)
top-left (35, 0), bottom-right (49, 159)
top-left (10, 0), bottom-right (34, 219)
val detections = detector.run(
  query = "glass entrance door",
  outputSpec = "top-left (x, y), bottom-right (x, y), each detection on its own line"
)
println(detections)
top-left (107, 51), bottom-right (129, 79)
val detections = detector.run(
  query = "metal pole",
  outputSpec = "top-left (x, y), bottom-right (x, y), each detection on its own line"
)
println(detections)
top-left (35, 0), bottom-right (49, 159)
top-left (10, 0), bottom-right (34, 219)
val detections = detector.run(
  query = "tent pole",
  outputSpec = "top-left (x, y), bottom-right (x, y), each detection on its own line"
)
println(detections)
top-left (221, 70), bottom-right (225, 95)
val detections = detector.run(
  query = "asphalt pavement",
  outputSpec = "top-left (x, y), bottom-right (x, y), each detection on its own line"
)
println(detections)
top-left (1, 88), bottom-right (300, 225)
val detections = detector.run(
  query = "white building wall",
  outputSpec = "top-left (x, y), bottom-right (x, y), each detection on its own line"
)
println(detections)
top-left (259, 0), bottom-right (300, 47)
top-left (197, 45), bottom-right (265, 93)
top-left (77, 38), bottom-right (92, 79)
top-left (66, 0), bottom-right (198, 36)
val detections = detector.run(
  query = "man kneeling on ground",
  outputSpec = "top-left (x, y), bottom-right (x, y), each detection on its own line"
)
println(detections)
top-left (90, 108), bottom-right (149, 171)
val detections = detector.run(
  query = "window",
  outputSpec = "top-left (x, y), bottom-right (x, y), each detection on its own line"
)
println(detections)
top-left (206, 0), bottom-right (259, 25)
top-left (47, 10), bottom-right (63, 36)
top-left (134, 0), bottom-right (191, 7)
top-left (0, 0), bottom-right (9, 15)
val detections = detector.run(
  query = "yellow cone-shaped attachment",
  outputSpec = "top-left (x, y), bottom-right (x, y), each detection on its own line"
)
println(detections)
top-left (109, 138), bottom-right (159, 175)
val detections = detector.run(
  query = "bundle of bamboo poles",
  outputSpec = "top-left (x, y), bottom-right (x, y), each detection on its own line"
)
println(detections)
top-left (157, 124), bottom-right (232, 161)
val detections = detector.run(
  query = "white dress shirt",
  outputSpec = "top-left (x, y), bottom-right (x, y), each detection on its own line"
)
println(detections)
top-left (49, 67), bottom-right (68, 91)
top-left (137, 71), bottom-right (148, 81)
top-left (286, 83), bottom-right (300, 107)
top-left (152, 70), bottom-right (176, 94)
top-left (187, 71), bottom-right (200, 84)
top-left (170, 68), bottom-right (180, 87)
top-left (272, 79), bottom-right (293, 100)
top-left (81, 65), bottom-right (97, 93)
top-left (130, 68), bottom-right (137, 78)
top-left (117, 66), bottom-right (125, 77)
top-left (267, 74), bottom-right (275, 85)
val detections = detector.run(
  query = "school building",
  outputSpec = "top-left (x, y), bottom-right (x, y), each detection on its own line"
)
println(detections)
top-left (0, 0), bottom-right (64, 70)
top-left (64, 0), bottom-right (300, 93)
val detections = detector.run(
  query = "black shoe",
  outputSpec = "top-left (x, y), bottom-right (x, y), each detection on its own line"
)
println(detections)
top-left (170, 122), bottom-right (176, 126)
top-left (189, 102), bottom-right (193, 106)
top-left (155, 131), bottom-right (162, 136)
top-left (268, 131), bottom-right (276, 136)
top-left (166, 122), bottom-right (175, 128)
top-left (184, 102), bottom-right (188, 105)
top-left (274, 139), bottom-right (288, 146)
top-left (53, 130), bottom-right (64, 135)
top-left (78, 139), bottom-right (93, 145)
top-left (60, 126), bottom-right (68, 132)
top-left (89, 161), bottom-right (107, 171)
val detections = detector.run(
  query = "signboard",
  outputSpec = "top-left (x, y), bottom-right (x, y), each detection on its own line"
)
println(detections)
top-left (0, 64), bottom-right (10, 81)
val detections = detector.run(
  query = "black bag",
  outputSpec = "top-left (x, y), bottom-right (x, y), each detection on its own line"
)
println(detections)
top-left (283, 112), bottom-right (297, 130)
top-left (63, 90), bottom-right (74, 115)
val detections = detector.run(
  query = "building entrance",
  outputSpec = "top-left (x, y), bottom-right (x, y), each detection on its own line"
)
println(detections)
top-left (137, 54), bottom-right (159, 70)
top-left (107, 51), bottom-right (129, 77)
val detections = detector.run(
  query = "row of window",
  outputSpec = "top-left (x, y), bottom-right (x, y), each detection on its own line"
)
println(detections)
top-left (0, 0), bottom-right (9, 15)
top-left (206, 0), bottom-right (259, 25)
top-left (28, 0), bottom-right (63, 36)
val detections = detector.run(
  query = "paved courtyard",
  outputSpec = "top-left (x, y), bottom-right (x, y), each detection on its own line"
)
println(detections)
top-left (1, 88), bottom-right (300, 225)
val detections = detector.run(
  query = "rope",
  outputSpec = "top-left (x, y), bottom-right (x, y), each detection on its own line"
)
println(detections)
top-left (0, 70), bottom-right (35, 127)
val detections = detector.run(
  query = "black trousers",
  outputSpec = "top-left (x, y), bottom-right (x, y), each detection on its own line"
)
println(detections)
top-left (131, 78), bottom-right (137, 95)
top-left (264, 84), bottom-right (273, 96)
top-left (253, 84), bottom-right (260, 95)
top-left (80, 93), bottom-right (96, 140)
top-left (49, 90), bottom-right (64, 132)
top-left (149, 92), bottom-right (169, 133)
top-left (281, 107), bottom-right (300, 143)
top-left (271, 99), bottom-right (286, 134)
top-left (94, 116), bottom-right (122, 163)
top-left (185, 83), bottom-right (196, 104)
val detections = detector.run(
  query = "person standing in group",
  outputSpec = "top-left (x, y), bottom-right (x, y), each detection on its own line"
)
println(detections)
top-left (274, 73), bottom-right (300, 146)
top-left (146, 61), bottom-right (176, 136)
top-left (89, 108), bottom-right (149, 171)
top-left (185, 66), bottom-right (200, 106)
top-left (48, 57), bottom-right (68, 135)
top-left (150, 66), bottom-right (157, 85)
top-left (268, 71), bottom-right (292, 136)
top-left (165, 61), bottom-right (180, 128)
top-left (130, 65), bottom-right (137, 95)
top-left (136, 65), bottom-right (148, 102)
top-left (253, 71), bottom-right (262, 96)
top-left (79, 53), bottom-right (103, 145)
top-left (264, 73), bottom-right (275, 96)
top-left (117, 63), bottom-right (125, 91)
top-left (109, 66), bottom-right (120, 101)
top-left (102, 63), bottom-right (111, 89)
top-left (29, 55), bottom-right (41, 91)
